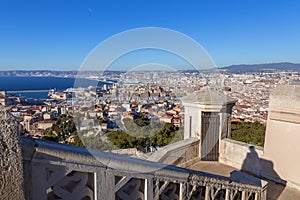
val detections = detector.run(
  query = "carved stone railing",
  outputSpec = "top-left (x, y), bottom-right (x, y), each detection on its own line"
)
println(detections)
top-left (148, 138), bottom-right (200, 167)
top-left (21, 137), bottom-right (267, 200)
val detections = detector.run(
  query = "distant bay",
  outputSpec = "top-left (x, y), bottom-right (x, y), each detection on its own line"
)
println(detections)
top-left (0, 76), bottom-right (105, 99)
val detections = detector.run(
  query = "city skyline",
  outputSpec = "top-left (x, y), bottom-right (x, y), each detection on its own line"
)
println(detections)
top-left (1, 0), bottom-right (300, 70)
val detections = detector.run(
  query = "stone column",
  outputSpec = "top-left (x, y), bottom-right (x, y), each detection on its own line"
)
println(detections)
top-left (0, 106), bottom-right (24, 199)
top-left (263, 85), bottom-right (300, 187)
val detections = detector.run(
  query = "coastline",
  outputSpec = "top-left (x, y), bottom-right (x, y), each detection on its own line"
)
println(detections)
top-left (1, 76), bottom-right (109, 99)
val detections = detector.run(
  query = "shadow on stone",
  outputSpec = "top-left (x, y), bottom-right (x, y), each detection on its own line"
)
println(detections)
top-left (241, 146), bottom-right (287, 199)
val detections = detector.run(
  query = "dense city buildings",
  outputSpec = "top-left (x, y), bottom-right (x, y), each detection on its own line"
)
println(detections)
top-left (1, 69), bottom-right (300, 148)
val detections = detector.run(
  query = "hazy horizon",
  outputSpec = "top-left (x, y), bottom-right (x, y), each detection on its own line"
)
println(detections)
top-left (1, 61), bottom-right (300, 72)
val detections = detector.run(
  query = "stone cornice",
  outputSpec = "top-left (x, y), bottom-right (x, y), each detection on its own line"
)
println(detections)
top-left (268, 108), bottom-right (300, 124)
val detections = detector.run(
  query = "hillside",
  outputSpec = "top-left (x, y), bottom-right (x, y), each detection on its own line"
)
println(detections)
top-left (221, 62), bottom-right (300, 73)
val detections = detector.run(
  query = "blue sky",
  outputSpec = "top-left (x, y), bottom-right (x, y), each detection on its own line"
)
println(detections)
top-left (0, 0), bottom-right (300, 70)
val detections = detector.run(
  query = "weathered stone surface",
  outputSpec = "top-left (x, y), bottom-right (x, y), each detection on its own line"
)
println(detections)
top-left (268, 85), bottom-right (300, 124)
top-left (0, 106), bottom-right (24, 199)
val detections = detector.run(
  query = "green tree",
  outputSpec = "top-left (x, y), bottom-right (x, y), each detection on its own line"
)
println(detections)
top-left (41, 134), bottom-right (59, 142)
top-left (42, 114), bottom-right (82, 146)
top-left (68, 134), bottom-right (84, 147)
top-left (134, 115), bottom-right (150, 127)
top-left (231, 121), bottom-right (266, 146)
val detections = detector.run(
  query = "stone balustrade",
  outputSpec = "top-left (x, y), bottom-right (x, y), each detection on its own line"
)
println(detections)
top-left (148, 137), bottom-right (200, 167)
top-left (21, 137), bottom-right (267, 200)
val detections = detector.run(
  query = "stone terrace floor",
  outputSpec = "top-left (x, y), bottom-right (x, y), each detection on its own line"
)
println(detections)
top-left (185, 160), bottom-right (300, 200)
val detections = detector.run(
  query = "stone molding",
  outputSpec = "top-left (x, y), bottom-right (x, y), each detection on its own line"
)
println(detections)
top-left (268, 109), bottom-right (300, 124)
top-left (268, 85), bottom-right (300, 124)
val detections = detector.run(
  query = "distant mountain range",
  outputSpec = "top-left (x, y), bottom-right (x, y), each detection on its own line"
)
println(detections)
top-left (220, 62), bottom-right (300, 73)
top-left (1, 62), bottom-right (300, 75)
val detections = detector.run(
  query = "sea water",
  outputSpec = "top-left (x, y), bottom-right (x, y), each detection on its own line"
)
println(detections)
top-left (0, 76), bottom-right (104, 99)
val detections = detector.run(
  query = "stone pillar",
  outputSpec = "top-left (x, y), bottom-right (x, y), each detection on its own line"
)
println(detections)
top-left (0, 106), bottom-right (24, 199)
top-left (263, 85), bottom-right (300, 187)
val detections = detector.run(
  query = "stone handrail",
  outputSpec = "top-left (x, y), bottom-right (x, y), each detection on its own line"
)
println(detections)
top-left (21, 137), bottom-right (267, 200)
top-left (148, 137), bottom-right (200, 167)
